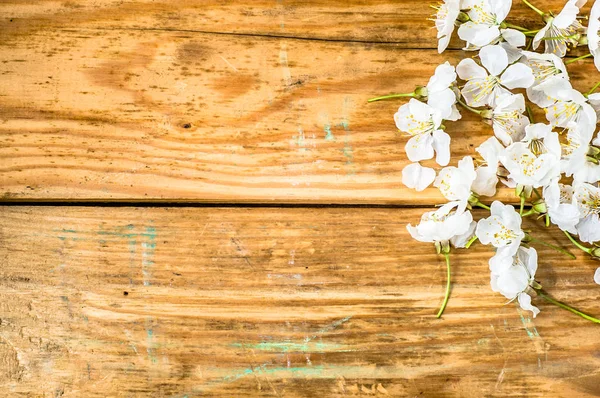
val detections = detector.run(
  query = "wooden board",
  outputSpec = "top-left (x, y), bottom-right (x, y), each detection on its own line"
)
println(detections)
top-left (1, 206), bottom-right (599, 396)
top-left (0, 0), bottom-right (597, 203)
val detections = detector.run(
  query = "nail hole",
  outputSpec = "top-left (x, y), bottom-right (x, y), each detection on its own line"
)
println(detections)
top-left (123, 291), bottom-right (129, 296)
top-left (183, 123), bottom-right (192, 129)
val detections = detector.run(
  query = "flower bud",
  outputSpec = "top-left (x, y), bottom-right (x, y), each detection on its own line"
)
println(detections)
top-left (456, 12), bottom-right (470, 23)
top-left (414, 86), bottom-right (428, 100)
top-left (532, 200), bottom-right (547, 214)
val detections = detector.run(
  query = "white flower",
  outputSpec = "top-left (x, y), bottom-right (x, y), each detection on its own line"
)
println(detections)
top-left (589, 0), bottom-right (600, 71)
top-left (561, 125), bottom-right (600, 183)
top-left (402, 163), bottom-right (436, 191)
top-left (457, 0), bottom-right (525, 48)
top-left (472, 136), bottom-right (504, 196)
top-left (573, 182), bottom-right (600, 243)
top-left (407, 203), bottom-right (474, 247)
top-left (490, 246), bottom-right (540, 317)
top-left (395, 99), bottom-right (452, 165)
top-left (476, 200), bottom-right (525, 257)
top-left (434, 0), bottom-right (462, 53)
top-left (457, 45), bottom-right (534, 107)
top-left (540, 78), bottom-right (597, 136)
top-left (499, 123), bottom-right (561, 188)
top-left (489, 93), bottom-right (529, 145)
top-left (543, 181), bottom-right (580, 233)
top-left (533, 0), bottom-right (587, 58)
top-left (595, 267), bottom-right (600, 285)
top-left (520, 51), bottom-right (569, 108)
top-left (426, 62), bottom-right (462, 121)
top-left (434, 156), bottom-right (477, 213)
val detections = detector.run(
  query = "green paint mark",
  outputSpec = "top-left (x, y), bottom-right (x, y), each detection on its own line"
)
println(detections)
top-left (142, 226), bottom-right (156, 287)
top-left (518, 309), bottom-right (540, 339)
top-left (230, 341), bottom-right (348, 353)
top-left (324, 124), bottom-right (335, 141)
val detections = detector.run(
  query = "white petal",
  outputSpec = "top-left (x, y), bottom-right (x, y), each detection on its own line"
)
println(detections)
top-left (554, 0), bottom-right (582, 29)
top-left (427, 62), bottom-right (457, 92)
top-left (480, 44), bottom-right (509, 76)
top-left (491, 0), bottom-right (512, 23)
top-left (402, 163), bottom-right (436, 191)
top-left (456, 58), bottom-right (488, 80)
top-left (576, 214), bottom-right (600, 243)
top-left (432, 130), bottom-right (451, 166)
top-left (472, 166), bottom-right (499, 196)
top-left (458, 23), bottom-right (501, 47)
top-left (594, 267), bottom-right (600, 285)
top-left (427, 88), bottom-right (457, 119)
top-left (532, 24), bottom-right (550, 50)
top-left (501, 28), bottom-right (526, 48)
top-left (500, 63), bottom-right (534, 89)
top-left (518, 293), bottom-right (540, 318)
top-left (405, 134), bottom-right (434, 162)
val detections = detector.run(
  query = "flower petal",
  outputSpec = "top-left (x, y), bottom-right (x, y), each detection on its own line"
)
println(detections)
top-left (458, 22), bottom-right (501, 47)
top-left (518, 293), bottom-right (540, 318)
top-left (405, 134), bottom-right (434, 162)
top-left (480, 44), bottom-right (509, 76)
top-left (456, 58), bottom-right (488, 80)
top-left (500, 63), bottom-right (534, 89)
top-left (432, 130), bottom-right (451, 166)
top-left (402, 163), bottom-right (436, 191)
top-left (595, 267), bottom-right (600, 285)
top-left (501, 28), bottom-right (526, 48)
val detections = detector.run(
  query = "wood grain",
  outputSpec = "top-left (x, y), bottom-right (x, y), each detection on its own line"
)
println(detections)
top-left (0, 1), bottom-right (597, 203)
top-left (1, 206), bottom-right (599, 396)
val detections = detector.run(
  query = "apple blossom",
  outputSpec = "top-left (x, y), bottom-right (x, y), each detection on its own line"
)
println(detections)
top-left (475, 200), bottom-right (525, 257)
top-left (426, 62), bottom-right (462, 121)
top-left (434, 0), bottom-right (462, 53)
top-left (532, 0), bottom-right (587, 58)
top-left (520, 51), bottom-right (569, 108)
top-left (499, 123), bottom-right (561, 189)
top-left (394, 99), bottom-right (452, 165)
top-left (573, 182), bottom-right (600, 243)
top-left (490, 246), bottom-right (540, 317)
top-left (434, 156), bottom-right (478, 213)
top-left (543, 181), bottom-right (580, 233)
top-left (561, 125), bottom-right (600, 183)
top-left (457, 45), bottom-right (534, 107)
top-left (487, 93), bottom-right (529, 145)
top-left (457, 0), bottom-right (525, 49)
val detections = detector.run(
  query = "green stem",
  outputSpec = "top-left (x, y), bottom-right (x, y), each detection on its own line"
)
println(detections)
top-left (475, 201), bottom-right (490, 210)
top-left (504, 22), bottom-right (529, 31)
top-left (526, 105), bottom-right (535, 123)
top-left (519, 195), bottom-right (525, 216)
top-left (565, 53), bottom-right (593, 65)
top-left (521, 208), bottom-right (536, 217)
top-left (536, 290), bottom-right (600, 324)
top-left (367, 93), bottom-right (415, 103)
top-left (456, 98), bottom-right (483, 115)
top-left (436, 253), bottom-right (451, 318)
top-left (541, 34), bottom-right (580, 41)
top-left (587, 81), bottom-right (600, 96)
top-left (528, 236), bottom-right (576, 259)
top-left (523, 29), bottom-right (541, 35)
top-left (563, 231), bottom-right (592, 254)
top-left (465, 235), bottom-right (478, 249)
top-left (522, 0), bottom-right (545, 16)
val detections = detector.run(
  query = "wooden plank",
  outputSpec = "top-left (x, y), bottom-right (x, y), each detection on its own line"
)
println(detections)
top-left (0, 1), bottom-right (597, 203)
top-left (1, 206), bottom-right (599, 396)
top-left (0, 1), bottom-right (590, 47)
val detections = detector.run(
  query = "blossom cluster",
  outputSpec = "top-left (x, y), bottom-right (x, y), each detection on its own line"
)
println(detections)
top-left (374, 0), bottom-right (600, 321)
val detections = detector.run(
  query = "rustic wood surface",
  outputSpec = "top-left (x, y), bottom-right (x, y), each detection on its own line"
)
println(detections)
top-left (1, 207), bottom-right (600, 397)
top-left (2, 1), bottom-right (600, 397)
top-left (0, 0), bottom-right (595, 203)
